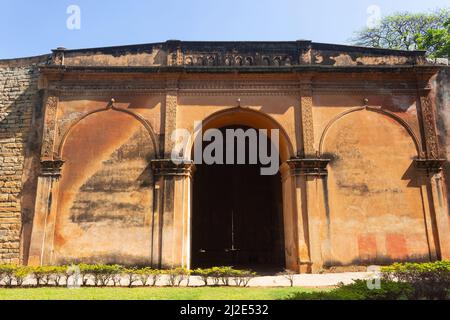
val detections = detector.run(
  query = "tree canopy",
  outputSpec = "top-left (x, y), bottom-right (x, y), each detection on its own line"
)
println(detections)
top-left (352, 9), bottom-right (449, 57)
top-left (417, 17), bottom-right (450, 58)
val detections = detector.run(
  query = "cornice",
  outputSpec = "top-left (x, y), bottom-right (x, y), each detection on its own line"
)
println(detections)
top-left (39, 64), bottom-right (445, 75)
top-left (46, 77), bottom-right (432, 97)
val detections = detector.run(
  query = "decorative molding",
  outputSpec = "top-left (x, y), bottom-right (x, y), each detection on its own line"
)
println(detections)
top-left (164, 79), bottom-right (179, 157)
top-left (57, 90), bottom-right (166, 98)
top-left (181, 53), bottom-right (293, 67)
top-left (46, 79), bottom-right (431, 97)
top-left (151, 159), bottom-right (195, 177)
top-left (40, 95), bottom-right (59, 160)
top-left (40, 159), bottom-right (65, 178)
top-left (420, 96), bottom-right (440, 159)
top-left (50, 81), bottom-right (166, 97)
top-left (178, 80), bottom-right (300, 96)
top-left (179, 90), bottom-right (299, 97)
top-left (179, 80), bottom-right (299, 90)
top-left (300, 81), bottom-right (315, 157)
top-left (312, 81), bottom-right (427, 95)
top-left (287, 158), bottom-right (331, 176)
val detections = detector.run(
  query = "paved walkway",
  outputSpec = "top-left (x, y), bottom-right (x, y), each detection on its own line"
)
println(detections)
top-left (186, 272), bottom-right (373, 287)
top-left (246, 272), bottom-right (372, 287)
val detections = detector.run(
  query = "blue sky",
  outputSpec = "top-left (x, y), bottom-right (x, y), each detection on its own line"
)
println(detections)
top-left (1, 0), bottom-right (449, 59)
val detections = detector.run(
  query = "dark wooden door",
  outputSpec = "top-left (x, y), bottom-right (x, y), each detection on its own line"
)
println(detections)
top-left (191, 126), bottom-right (285, 271)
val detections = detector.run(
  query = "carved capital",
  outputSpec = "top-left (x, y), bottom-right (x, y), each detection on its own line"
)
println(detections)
top-left (414, 158), bottom-right (446, 175)
top-left (151, 159), bottom-right (195, 178)
top-left (40, 94), bottom-right (59, 160)
top-left (287, 158), bottom-right (330, 176)
top-left (420, 96), bottom-right (440, 159)
top-left (40, 160), bottom-right (65, 178)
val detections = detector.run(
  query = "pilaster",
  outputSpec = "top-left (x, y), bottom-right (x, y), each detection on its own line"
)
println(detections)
top-left (414, 158), bottom-right (450, 259)
top-left (28, 159), bottom-right (64, 266)
top-left (151, 159), bottom-right (195, 269)
top-left (28, 92), bottom-right (64, 266)
top-left (284, 158), bottom-right (331, 273)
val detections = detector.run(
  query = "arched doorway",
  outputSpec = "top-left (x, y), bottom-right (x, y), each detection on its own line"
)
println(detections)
top-left (191, 124), bottom-right (285, 272)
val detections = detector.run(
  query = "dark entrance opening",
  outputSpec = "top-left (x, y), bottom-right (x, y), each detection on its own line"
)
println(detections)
top-left (192, 126), bottom-right (285, 272)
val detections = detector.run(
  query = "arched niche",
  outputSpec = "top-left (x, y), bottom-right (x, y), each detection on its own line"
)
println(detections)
top-left (187, 107), bottom-right (295, 163)
top-left (321, 107), bottom-right (430, 266)
top-left (52, 107), bottom-right (158, 266)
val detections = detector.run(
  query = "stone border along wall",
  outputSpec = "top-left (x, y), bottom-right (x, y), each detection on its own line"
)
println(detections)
top-left (0, 61), bottom-right (42, 264)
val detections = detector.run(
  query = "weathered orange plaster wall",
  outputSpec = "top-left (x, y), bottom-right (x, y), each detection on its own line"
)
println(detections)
top-left (51, 97), bottom-right (163, 265)
top-left (321, 110), bottom-right (430, 265)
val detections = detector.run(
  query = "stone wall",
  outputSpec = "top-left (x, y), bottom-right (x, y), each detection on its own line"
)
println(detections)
top-left (0, 62), bottom-right (41, 264)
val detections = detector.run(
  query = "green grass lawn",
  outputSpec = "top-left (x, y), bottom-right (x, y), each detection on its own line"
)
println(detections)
top-left (0, 287), bottom-right (318, 300)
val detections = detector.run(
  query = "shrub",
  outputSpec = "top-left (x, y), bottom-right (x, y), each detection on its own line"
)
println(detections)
top-left (13, 266), bottom-right (31, 287)
top-left (287, 280), bottom-right (413, 300)
top-left (123, 268), bottom-right (140, 288)
top-left (288, 289), bottom-right (364, 300)
top-left (194, 268), bottom-right (210, 286)
top-left (77, 264), bottom-right (123, 287)
top-left (136, 268), bottom-right (161, 287)
top-left (0, 265), bottom-right (19, 287)
top-left (78, 264), bottom-right (94, 286)
top-left (219, 267), bottom-right (237, 286)
top-left (66, 265), bottom-right (83, 287)
top-left (232, 270), bottom-right (257, 287)
top-left (31, 266), bottom-right (55, 287)
top-left (382, 261), bottom-right (450, 300)
top-left (48, 266), bottom-right (69, 286)
top-left (277, 269), bottom-right (296, 287)
top-left (0, 265), bottom-right (33, 287)
top-left (193, 267), bottom-right (251, 287)
top-left (166, 268), bottom-right (190, 287)
top-left (94, 265), bottom-right (123, 287)
top-left (208, 267), bottom-right (224, 286)
top-left (340, 280), bottom-right (413, 300)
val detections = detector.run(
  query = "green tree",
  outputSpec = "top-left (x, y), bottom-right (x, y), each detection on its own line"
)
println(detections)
top-left (352, 9), bottom-right (449, 55)
top-left (417, 18), bottom-right (450, 58)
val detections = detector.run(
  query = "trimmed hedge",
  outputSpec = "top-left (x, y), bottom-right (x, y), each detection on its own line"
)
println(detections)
top-left (288, 261), bottom-right (450, 300)
top-left (193, 267), bottom-right (256, 287)
top-left (288, 280), bottom-right (414, 300)
top-left (0, 264), bottom-right (255, 288)
top-left (382, 261), bottom-right (450, 300)
top-left (3, 261), bottom-right (449, 297)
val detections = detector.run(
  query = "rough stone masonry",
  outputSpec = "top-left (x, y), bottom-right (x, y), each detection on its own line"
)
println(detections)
top-left (0, 60), bottom-right (42, 264)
